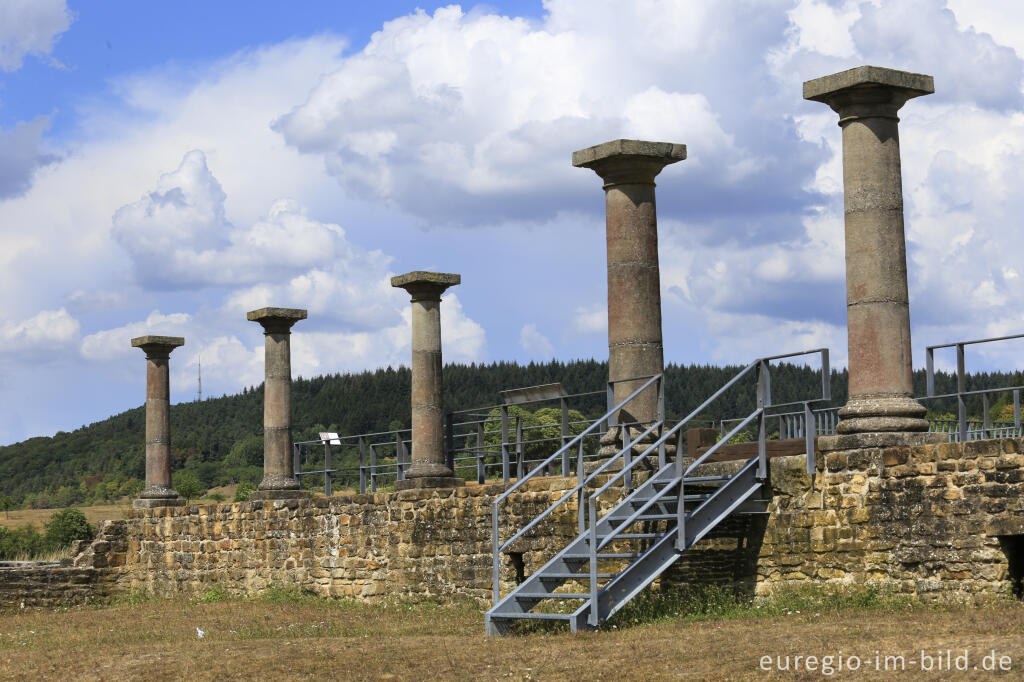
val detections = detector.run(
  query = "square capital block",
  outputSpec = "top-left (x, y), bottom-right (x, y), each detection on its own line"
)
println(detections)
top-left (246, 307), bottom-right (307, 334)
top-left (391, 271), bottom-right (461, 300)
top-left (572, 139), bottom-right (686, 186)
top-left (804, 66), bottom-right (934, 110)
top-left (131, 335), bottom-right (185, 359)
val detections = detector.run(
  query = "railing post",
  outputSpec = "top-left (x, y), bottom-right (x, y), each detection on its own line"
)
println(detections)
top-left (657, 375), bottom-right (666, 468)
top-left (395, 431), bottom-right (406, 482)
top-left (623, 420), bottom-right (632, 492)
top-left (821, 349), bottom-right (831, 401)
top-left (606, 379), bottom-right (616, 434)
top-left (324, 441), bottom-right (332, 497)
top-left (675, 432), bottom-right (685, 551)
top-left (293, 443), bottom-right (301, 481)
top-left (1015, 389), bottom-right (1021, 435)
top-left (589, 500), bottom-right (598, 627)
top-left (560, 396), bottom-right (570, 478)
top-left (445, 412), bottom-right (456, 475)
top-left (492, 503), bottom-right (501, 605)
top-left (957, 343), bottom-right (967, 442)
top-left (370, 443), bottom-right (378, 492)
top-left (500, 406), bottom-right (510, 483)
top-left (804, 402), bottom-right (815, 474)
top-left (358, 436), bottom-right (367, 494)
top-left (983, 393), bottom-right (991, 440)
top-left (577, 440), bottom-right (585, 534)
top-left (476, 422), bottom-right (486, 485)
top-left (926, 347), bottom-right (935, 397)
top-left (515, 416), bottom-right (524, 480)
top-left (756, 360), bottom-right (770, 479)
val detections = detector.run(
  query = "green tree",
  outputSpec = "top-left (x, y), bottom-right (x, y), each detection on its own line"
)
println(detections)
top-left (173, 471), bottom-right (202, 503)
top-left (0, 496), bottom-right (14, 520)
top-left (233, 481), bottom-right (255, 502)
top-left (44, 508), bottom-right (94, 548)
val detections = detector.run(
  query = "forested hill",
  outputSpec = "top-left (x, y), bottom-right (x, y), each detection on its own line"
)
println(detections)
top-left (0, 359), bottom-right (1019, 508)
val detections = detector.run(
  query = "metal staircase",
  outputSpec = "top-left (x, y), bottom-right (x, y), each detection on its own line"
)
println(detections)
top-left (486, 349), bottom-right (830, 635)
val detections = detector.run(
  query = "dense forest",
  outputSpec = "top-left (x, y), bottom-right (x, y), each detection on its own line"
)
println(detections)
top-left (0, 359), bottom-right (1020, 508)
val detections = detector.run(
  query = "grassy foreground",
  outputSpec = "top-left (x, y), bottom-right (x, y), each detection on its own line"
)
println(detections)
top-left (1, 588), bottom-right (1024, 680)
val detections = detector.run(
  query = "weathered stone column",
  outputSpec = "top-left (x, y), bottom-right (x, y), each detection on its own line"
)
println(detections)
top-left (391, 271), bottom-right (464, 489)
top-left (247, 307), bottom-right (308, 499)
top-left (573, 139), bottom-right (685, 424)
top-left (131, 335), bottom-right (186, 508)
top-left (804, 66), bottom-right (933, 436)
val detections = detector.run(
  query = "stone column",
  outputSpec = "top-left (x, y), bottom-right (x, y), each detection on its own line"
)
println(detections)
top-left (572, 139), bottom-right (685, 424)
top-left (131, 335), bottom-right (186, 508)
top-left (804, 66), bottom-right (933, 437)
top-left (391, 271), bottom-right (464, 489)
top-left (247, 307), bottom-right (308, 500)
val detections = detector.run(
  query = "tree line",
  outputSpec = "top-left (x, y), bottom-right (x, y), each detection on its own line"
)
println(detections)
top-left (0, 359), bottom-right (1019, 508)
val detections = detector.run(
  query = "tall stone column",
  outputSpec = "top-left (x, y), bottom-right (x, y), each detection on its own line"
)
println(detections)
top-left (391, 271), bottom-right (464, 490)
top-left (804, 66), bottom-right (933, 436)
top-left (131, 335), bottom-right (186, 509)
top-left (572, 139), bottom-right (685, 424)
top-left (247, 307), bottom-right (308, 500)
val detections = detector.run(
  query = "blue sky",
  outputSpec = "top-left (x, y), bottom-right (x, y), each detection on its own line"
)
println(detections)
top-left (1, 0), bottom-right (1023, 445)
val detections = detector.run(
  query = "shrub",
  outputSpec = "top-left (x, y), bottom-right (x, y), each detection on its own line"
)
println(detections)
top-left (44, 508), bottom-right (95, 548)
top-left (234, 481), bottom-right (256, 502)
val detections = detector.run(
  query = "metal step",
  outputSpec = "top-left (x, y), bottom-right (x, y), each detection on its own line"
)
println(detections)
top-left (488, 612), bottom-right (574, 621)
top-left (563, 552), bottom-right (642, 560)
top-left (541, 571), bottom-right (616, 579)
top-left (514, 592), bottom-right (589, 600)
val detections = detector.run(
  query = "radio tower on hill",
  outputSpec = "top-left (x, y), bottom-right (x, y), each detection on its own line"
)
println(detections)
top-left (196, 355), bottom-right (203, 403)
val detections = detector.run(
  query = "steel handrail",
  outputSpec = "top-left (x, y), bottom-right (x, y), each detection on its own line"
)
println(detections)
top-left (491, 374), bottom-right (662, 604)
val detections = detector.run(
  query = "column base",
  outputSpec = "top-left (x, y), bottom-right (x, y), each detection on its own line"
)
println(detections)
top-left (836, 394), bottom-right (929, 434)
top-left (133, 497), bottom-right (186, 509)
top-left (394, 477), bottom-right (465, 490)
top-left (249, 489), bottom-right (312, 501)
top-left (819, 431), bottom-right (947, 453)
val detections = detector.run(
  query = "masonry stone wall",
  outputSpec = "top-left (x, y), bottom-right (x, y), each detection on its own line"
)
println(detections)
top-left (6, 437), bottom-right (1024, 609)
top-left (109, 479), bottom-right (584, 604)
top-left (754, 436), bottom-right (1024, 599)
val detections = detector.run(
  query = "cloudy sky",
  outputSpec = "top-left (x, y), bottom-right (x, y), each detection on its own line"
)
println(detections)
top-left (1, 0), bottom-right (1022, 445)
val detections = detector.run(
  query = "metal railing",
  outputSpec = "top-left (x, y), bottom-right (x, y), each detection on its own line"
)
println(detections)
top-left (924, 333), bottom-right (1023, 442)
top-left (293, 429), bottom-right (410, 494)
top-left (293, 381), bottom-right (669, 493)
top-left (491, 374), bottom-right (665, 605)
top-left (580, 348), bottom-right (829, 621)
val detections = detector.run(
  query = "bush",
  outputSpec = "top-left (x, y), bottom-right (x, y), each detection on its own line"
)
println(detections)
top-left (173, 471), bottom-right (203, 502)
top-left (44, 508), bottom-right (95, 548)
top-left (234, 481), bottom-right (256, 502)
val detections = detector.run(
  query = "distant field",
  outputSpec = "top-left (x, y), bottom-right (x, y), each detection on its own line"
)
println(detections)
top-left (1, 591), bottom-right (1024, 680)
top-left (0, 505), bottom-right (126, 531)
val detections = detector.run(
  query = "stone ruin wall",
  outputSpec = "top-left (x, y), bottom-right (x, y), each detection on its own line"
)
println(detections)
top-left (5, 436), bottom-right (1024, 608)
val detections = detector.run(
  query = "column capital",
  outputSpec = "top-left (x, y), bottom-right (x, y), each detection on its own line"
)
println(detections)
top-left (572, 139), bottom-right (686, 187)
top-left (391, 271), bottom-right (461, 302)
top-left (130, 335), bottom-right (184, 359)
top-left (246, 307), bottom-right (307, 334)
top-left (804, 66), bottom-right (934, 123)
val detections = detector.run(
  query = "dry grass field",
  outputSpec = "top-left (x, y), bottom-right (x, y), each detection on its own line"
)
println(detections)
top-left (0, 505), bottom-right (126, 531)
top-left (1, 589), bottom-right (1023, 680)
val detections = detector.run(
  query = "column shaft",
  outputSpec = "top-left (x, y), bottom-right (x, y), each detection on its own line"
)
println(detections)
top-left (408, 296), bottom-right (449, 478)
top-left (606, 182), bottom-right (664, 421)
top-left (144, 356), bottom-right (174, 495)
top-left (391, 271), bottom-right (462, 488)
top-left (803, 66), bottom-right (933, 435)
top-left (262, 331), bottom-right (296, 489)
top-left (130, 335), bottom-right (185, 508)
